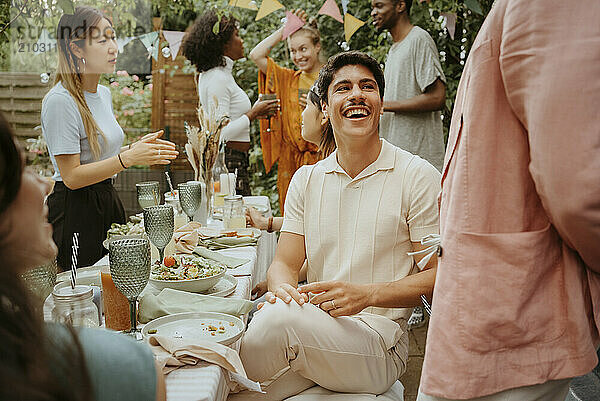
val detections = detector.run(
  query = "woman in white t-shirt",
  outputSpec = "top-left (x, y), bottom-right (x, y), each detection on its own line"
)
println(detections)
top-left (42, 6), bottom-right (178, 270)
top-left (181, 10), bottom-right (279, 195)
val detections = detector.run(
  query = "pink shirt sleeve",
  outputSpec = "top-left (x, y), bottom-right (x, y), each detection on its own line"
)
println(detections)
top-left (499, 0), bottom-right (600, 273)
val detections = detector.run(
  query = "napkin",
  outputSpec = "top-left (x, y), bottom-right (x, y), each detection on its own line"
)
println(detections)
top-left (193, 247), bottom-right (249, 268)
top-left (198, 236), bottom-right (258, 250)
top-left (174, 222), bottom-right (203, 254)
top-left (149, 335), bottom-right (262, 392)
top-left (138, 288), bottom-right (253, 323)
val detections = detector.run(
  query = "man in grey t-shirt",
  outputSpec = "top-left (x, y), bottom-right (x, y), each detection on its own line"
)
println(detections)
top-left (371, 0), bottom-right (446, 172)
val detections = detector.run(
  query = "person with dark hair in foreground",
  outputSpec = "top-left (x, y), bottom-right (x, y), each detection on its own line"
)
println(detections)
top-left (0, 111), bottom-right (165, 401)
top-left (234, 51), bottom-right (440, 399)
top-left (418, 0), bottom-right (600, 400)
top-left (182, 9), bottom-right (278, 195)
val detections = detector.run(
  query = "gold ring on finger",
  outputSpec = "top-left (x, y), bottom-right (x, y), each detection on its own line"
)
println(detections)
top-left (331, 300), bottom-right (337, 309)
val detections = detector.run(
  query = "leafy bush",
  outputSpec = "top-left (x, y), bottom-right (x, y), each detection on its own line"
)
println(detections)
top-left (99, 71), bottom-right (153, 146)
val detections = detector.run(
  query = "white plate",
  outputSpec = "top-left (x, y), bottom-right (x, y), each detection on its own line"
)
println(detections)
top-left (142, 311), bottom-right (244, 345)
top-left (56, 265), bottom-right (102, 287)
top-left (203, 274), bottom-right (237, 297)
top-left (197, 227), bottom-right (261, 239)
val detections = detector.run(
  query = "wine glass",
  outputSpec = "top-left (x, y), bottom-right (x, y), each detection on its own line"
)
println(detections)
top-left (21, 259), bottom-right (58, 301)
top-left (143, 204), bottom-right (174, 263)
top-left (136, 181), bottom-right (160, 209)
top-left (108, 238), bottom-right (151, 338)
top-left (178, 182), bottom-right (203, 222)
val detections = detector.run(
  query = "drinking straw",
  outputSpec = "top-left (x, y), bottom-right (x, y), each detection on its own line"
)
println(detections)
top-left (70, 232), bottom-right (79, 289)
top-left (165, 171), bottom-right (175, 197)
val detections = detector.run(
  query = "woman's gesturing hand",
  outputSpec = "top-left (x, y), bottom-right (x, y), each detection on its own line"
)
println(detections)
top-left (121, 130), bottom-right (178, 167)
top-left (247, 98), bottom-right (280, 121)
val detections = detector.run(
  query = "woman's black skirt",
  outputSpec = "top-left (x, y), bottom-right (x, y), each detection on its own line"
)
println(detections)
top-left (47, 179), bottom-right (125, 271)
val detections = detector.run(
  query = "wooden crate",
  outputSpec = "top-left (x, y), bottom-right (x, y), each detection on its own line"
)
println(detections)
top-left (150, 18), bottom-right (198, 171)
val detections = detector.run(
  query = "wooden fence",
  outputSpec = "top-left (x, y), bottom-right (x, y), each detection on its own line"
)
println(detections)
top-left (150, 18), bottom-right (197, 171)
top-left (0, 72), bottom-right (51, 142)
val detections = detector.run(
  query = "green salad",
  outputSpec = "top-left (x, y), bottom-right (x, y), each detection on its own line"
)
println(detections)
top-left (151, 255), bottom-right (225, 281)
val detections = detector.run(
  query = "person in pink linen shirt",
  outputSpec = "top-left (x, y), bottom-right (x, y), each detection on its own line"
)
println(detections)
top-left (418, 0), bottom-right (600, 400)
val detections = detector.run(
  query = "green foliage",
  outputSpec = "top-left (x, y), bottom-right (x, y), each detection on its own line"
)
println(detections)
top-left (155, 0), bottom-right (494, 213)
top-left (98, 71), bottom-right (153, 145)
top-left (3, 0), bottom-right (495, 213)
top-left (4, 0), bottom-right (153, 73)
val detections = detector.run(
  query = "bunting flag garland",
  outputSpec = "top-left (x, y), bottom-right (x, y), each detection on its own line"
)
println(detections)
top-left (318, 0), bottom-right (343, 23)
top-left (341, 0), bottom-right (350, 15)
top-left (344, 13), bottom-right (365, 42)
top-left (255, 0), bottom-right (284, 21)
top-left (229, 0), bottom-right (258, 10)
top-left (138, 31), bottom-right (159, 60)
top-left (34, 29), bottom-right (55, 55)
top-left (281, 11), bottom-right (306, 39)
top-left (441, 12), bottom-right (457, 39)
top-left (116, 37), bottom-right (134, 53)
top-left (162, 30), bottom-right (186, 60)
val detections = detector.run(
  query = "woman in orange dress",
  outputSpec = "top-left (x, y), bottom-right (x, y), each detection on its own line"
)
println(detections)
top-left (249, 10), bottom-right (323, 210)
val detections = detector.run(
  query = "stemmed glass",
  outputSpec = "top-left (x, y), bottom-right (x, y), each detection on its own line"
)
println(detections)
top-left (178, 182), bottom-right (203, 222)
top-left (108, 238), bottom-right (150, 338)
top-left (21, 259), bottom-right (58, 301)
top-left (136, 181), bottom-right (160, 209)
top-left (143, 204), bottom-right (174, 263)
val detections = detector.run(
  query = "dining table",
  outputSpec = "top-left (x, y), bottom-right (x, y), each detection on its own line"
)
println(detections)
top-left (44, 195), bottom-right (277, 401)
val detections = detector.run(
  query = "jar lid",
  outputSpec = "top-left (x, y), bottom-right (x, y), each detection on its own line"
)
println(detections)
top-left (52, 285), bottom-right (93, 302)
top-left (224, 195), bottom-right (243, 201)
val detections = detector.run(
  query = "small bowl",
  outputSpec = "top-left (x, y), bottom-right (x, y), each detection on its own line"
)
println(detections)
top-left (149, 265), bottom-right (226, 293)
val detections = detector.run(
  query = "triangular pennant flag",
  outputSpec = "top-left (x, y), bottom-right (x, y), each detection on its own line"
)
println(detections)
top-left (255, 0), bottom-right (284, 21)
top-left (341, 0), bottom-right (350, 15)
top-left (281, 11), bottom-right (305, 39)
top-left (138, 31), bottom-right (159, 50)
top-left (138, 31), bottom-right (159, 61)
top-left (34, 29), bottom-right (56, 55)
top-left (318, 0), bottom-right (343, 23)
top-left (116, 37), bottom-right (133, 53)
top-left (229, 0), bottom-right (258, 10)
top-left (162, 30), bottom-right (186, 60)
top-left (344, 13), bottom-right (365, 42)
top-left (441, 12), bottom-right (457, 40)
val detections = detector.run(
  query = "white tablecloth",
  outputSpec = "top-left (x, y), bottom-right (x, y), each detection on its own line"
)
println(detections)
top-left (243, 196), bottom-right (277, 287)
top-left (81, 196), bottom-right (276, 401)
top-left (45, 196), bottom-right (275, 401)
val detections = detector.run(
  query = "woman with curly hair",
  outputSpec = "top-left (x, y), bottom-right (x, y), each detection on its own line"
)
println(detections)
top-left (249, 9), bottom-right (323, 210)
top-left (182, 10), bottom-right (279, 195)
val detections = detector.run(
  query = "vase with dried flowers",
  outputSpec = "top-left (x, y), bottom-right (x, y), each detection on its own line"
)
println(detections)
top-left (184, 100), bottom-right (229, 220)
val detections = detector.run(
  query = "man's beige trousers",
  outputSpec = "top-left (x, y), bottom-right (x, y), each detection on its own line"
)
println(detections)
top-left (234, 299), bottom-right (408, 400)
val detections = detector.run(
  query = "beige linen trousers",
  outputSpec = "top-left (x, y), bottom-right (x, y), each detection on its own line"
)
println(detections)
top-left (232, 299), bottom-right (408, 400)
